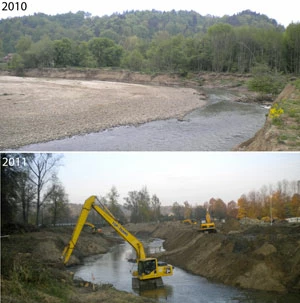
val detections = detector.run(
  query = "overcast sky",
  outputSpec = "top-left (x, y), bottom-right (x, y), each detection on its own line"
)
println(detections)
top-left (57, 152), bottom-right (300, 206)
top-left (1, 0), bottom-right (299, 27)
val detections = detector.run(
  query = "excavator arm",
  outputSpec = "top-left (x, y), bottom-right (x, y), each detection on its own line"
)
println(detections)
top-left (62, 195), bottom-right (146, 264)
top-left (62, 195), bottom-right (173, 288)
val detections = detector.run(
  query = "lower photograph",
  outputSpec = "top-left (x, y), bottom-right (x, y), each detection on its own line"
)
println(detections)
top-left (1, 152), bottom-right (300, 303)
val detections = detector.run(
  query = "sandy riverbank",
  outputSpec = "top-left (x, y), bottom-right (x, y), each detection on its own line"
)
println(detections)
top-left (0, 76), bottom-right (206, 150)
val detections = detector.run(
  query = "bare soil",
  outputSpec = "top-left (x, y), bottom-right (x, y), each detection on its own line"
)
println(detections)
top-left (0, 75), bottom-right (206, 150)
top-left (129, 221), bottom-right (300, 293)
top-left (1, 222), bottom-right (299, 303)
top-left (234, 83), bottom-right (300, 151)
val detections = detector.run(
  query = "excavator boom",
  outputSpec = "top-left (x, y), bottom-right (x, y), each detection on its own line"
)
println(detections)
top-left (62, 196), bottom-right (146, 264)
top-left (62, 196), bottom-right (173, 288)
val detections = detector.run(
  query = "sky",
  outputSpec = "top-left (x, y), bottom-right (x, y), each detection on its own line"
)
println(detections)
top-left (57, 152), bottom-right (300, 206)
top-left (1, 0), bottom-right (299, 27)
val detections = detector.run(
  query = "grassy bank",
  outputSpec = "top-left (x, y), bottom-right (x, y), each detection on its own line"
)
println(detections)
top-left (235, 78), bottom-right (300, 150)
top-left (0, 229), bottom-right (153, 303)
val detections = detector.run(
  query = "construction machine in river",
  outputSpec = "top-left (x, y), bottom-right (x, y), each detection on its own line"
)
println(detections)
top-left (61, 196), bottom-right (173, 289)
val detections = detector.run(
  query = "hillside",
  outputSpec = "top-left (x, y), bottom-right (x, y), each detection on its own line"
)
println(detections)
top-left (1, 10), bottom-right (298, 75)
top-left (0, 10), bottom-right (283, 54)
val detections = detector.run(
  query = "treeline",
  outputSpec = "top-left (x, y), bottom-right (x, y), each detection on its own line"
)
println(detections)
top-left (2, 153), bottom-right (299, 227)
top-left (1, 153), bottom-right (68, 227)
top-left (1, 10), bottom-right (300, 74)
top-left (171, 180), bottom-right (300, 222)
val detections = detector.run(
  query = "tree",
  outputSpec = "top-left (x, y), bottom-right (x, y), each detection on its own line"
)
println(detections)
top-left (227, 201), bottom-right (238, 218)
top-left (290, 194), bottom-right (300, 217)
top-left (24, 37), bottom-right (54, 68)
top-left (207, 23), bottom-right (235, 72)
top-left (210, 198), bottom-right (227, 219)
top-left (88, 37), bottom-right (123, 67)
top-left (15, 36), bottom-right (32, 57)
top-left (151, 194), bottom-right (161, 221)
top-left (172, 202), bottom-right (184, 220)
top-left (53, 38), bottom-right (73, 67)
top-left (124, 190), bottom-right (140, 223)
top-left (284, 23), bottom-right (300, 74)
top-left (124, 187), bottom-right (153, 223)
top-left (183, 201), bottom-right (192, 219)
top-left (105, 186), bottom-right (126, 223)
top-left (1, 153), bottom-right (24, 225)
top-left (45, 181), bottom-right (68, 226)
top-left (237, 195), bottom-right (248, 219)
top-left (26, 154), bottom-right (62, 226)
top-left (17, 170), bottom-right (35, 224)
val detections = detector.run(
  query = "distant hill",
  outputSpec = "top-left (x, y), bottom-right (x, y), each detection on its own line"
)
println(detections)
top-left (0, 9), bottom-right (284, 53)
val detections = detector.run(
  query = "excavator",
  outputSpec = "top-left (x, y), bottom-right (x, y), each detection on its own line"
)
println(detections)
top-left (61, 196), bottom-right (173, 289)
top-left (199, 210), bottom-right (216, 233)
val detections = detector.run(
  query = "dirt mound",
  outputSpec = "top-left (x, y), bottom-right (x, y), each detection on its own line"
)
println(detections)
top-left (143, 222), bottom-right (300, 293)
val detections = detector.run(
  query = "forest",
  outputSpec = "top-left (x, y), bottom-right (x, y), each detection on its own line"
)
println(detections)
top-left (0, 10), bottom-right (300, 75)
top-left (1, 153), bottom-right (299, 228)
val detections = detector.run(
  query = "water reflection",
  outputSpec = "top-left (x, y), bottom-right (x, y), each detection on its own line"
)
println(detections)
top-left (73, 240), bottom-right (300, 303)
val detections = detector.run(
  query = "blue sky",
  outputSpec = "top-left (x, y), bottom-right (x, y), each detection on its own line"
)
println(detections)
top-left (57, 152), bottom-right (300, 205)
top-left (1, 0), bottom-right (299, 27)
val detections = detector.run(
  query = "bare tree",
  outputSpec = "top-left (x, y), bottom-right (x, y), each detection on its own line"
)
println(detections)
top-left (27, 153), bottom-right (62, 226)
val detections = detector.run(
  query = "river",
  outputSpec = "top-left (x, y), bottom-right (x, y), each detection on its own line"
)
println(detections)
top-left (18, 89), bottom-right (268, 151)
top-left (72, 240), bottom-right (299, 303)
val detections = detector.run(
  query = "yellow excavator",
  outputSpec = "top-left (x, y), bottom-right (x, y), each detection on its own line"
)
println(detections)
top-left (84, 222), bottom-right (102, 233)
top-left (61, 196), bottom-right (173, 289)
top-left (199, 210), bottom-right (216, 233)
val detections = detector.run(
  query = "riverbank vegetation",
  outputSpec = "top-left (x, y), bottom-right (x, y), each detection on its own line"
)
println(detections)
top-left (236, 79), bottom-right (300, 150)
top-left (1, 228), bottom-right (153, 303)
top-left (1, 10), bottom-right (300, 78)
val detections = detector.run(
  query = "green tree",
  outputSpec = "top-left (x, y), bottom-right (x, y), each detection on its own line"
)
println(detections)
top-left (8, 54), bottom-right (24, 74)
top-left (284, 23), bottom-right (300, 74)
top-left (208, 23), bottom-right (235, 72)
top-left (124, 187), bottom-right (152, 223)
top-left (88, 37), bottom-right (123, 67)
top-left (24, 37), bottom-right (54, 68)
top-left (15, 36), bottom-right (32, 57)
top-left (122, 49), bottom-right (144, 71)
top-left (0, 38), bottom-right (4, 57)
top-left (53, 38), bottom-right (73, 67)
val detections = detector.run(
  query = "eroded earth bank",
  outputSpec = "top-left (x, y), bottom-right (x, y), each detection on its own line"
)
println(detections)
top-left (2, 221), bottom-right (299, 303)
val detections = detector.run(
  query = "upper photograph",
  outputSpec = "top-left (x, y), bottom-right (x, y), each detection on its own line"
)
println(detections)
top-left (1, 1), bottom-right (299, 151)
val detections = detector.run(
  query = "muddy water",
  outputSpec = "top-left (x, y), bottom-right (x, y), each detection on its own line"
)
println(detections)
top-left (73, 240), bottom-right (299, 303)
top-left (18, 89), bottom-right (268, 151)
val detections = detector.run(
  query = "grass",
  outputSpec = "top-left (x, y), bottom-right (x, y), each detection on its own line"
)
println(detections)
top-left (267, 79), bottom-right (300, 149)
top-left (1, 232), bottom-right (154, 303)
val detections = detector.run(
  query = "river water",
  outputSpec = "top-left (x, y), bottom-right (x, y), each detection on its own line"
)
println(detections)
top-left (72, 240), bottom-right (299, 303)
top-left (18, 89), bottom-right (268, 151)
